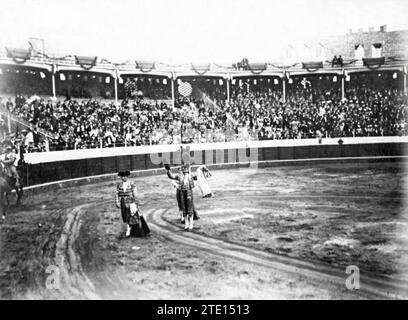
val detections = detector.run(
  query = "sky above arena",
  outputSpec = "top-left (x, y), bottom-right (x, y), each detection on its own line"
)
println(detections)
top-left (0, 0), bottom-right (407, 64)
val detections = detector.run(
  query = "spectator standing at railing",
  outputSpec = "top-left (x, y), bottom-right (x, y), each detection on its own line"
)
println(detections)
top-left (32, 126), bottom-right (40, 146)
top-left (338, 56), bottom-right (344, 67)
top-left (6, 97), bottom-right (13, 112)
top-left (25, 128), bottom-right (34, 149)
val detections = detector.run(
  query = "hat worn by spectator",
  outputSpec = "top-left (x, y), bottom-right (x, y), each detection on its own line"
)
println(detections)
top-left (118, 170), bottom-right (130, 177)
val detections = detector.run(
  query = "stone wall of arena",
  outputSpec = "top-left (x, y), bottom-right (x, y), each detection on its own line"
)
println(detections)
top-left (319, 29), bottom-right (408, 59)
top-left (21, 136), bottom-right (408, 188)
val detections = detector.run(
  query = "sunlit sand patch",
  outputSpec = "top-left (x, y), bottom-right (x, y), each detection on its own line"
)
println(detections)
top-left (323, 237), bottom-right (360, 248)
top-left (313, 173), bottom-right (342, 178)
top-left (336, 174), bottom-right (365, 179)
top-left (198, 208), bottom-right (256, 223)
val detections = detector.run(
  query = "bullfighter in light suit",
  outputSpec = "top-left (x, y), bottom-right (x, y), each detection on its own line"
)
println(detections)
top-left (166, 164), bottom-right (198, 230)
top-left (171, 166), bottom-right (200, 223)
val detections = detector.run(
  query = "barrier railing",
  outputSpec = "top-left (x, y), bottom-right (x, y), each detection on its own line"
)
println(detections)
top-left (24, 136), bottom-right (408, 164)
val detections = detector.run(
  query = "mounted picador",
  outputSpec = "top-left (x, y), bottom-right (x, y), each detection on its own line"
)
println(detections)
top-left (1, 146), bottom-right (21, 187)
top-left (0, 145), bottom-right (24, 220)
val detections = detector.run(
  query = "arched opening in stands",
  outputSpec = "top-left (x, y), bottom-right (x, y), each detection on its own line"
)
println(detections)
top-left (347, 70), bottom-right (405, 97)
top-left (286, 73), bottom-right (342, 103)
top-left (231, 75), bottom-right (283, 101)
top-left (175, 75), bottom-right (227, 108)
top-left (0, 64), bottom-right (52, 97)
top-left (118, 74), bottom-right (171, 101)
top-left (55, 70), bottom-right (114, 99)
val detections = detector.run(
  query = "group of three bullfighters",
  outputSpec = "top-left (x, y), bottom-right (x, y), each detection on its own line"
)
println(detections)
top-left (115, 162), bottom-right (212, 238)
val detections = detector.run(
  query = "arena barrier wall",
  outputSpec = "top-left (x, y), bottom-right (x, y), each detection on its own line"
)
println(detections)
top-left (22, 136), bottom-right (408, 187)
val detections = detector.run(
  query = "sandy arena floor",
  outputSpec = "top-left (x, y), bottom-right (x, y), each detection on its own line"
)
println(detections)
top-left (0, 161), bottom-right (407, 299)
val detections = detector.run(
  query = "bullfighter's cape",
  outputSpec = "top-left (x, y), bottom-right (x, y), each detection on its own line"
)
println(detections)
top-left (115, 181), bottom-right (150, 236)
top-left (196, 165), bottom-right (212, 197)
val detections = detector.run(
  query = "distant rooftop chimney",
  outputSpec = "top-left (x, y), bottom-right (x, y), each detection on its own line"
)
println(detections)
top-left (369, 27), bottom-right (374, 32)
top-left (380, 25), bottom-right (387, 32)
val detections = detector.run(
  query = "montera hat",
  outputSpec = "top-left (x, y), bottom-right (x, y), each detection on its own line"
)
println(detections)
top-left (118, 170), bottom-right (130, 177)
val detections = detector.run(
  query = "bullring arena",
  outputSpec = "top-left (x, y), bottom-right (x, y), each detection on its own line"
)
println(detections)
top-left (1, 138), bottom-right (407, 299)
top-left (1, 1), bottom-right (408, 300)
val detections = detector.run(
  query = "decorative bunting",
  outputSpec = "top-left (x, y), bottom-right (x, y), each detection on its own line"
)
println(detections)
top-left (247, 63), bottom-right (267, 75)
top-left (191, 63), bottom-right (210, 75)
top-left (2, 44), bottom-right (404, 81)
top-left (362, 57), bottom-right (385, 69)
top-left (75, 55), bottom-right (97, 70)
top-left (302, 61), bottom-right (323, 72)
top-left (135, 61), bottom-right (156, 73)
top-left (6, 47), bottom-right (31, 64)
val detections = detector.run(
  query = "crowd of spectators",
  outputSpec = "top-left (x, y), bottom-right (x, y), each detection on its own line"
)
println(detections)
top-left (1, 72), bottom-right (407, 152)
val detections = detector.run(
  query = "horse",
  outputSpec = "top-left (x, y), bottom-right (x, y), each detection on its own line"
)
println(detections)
top-left (0, 163), bottom-right (24, 221)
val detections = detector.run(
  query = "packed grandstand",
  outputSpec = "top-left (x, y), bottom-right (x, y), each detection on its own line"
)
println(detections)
top-left (0, 27), bottom-right (407, 153)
